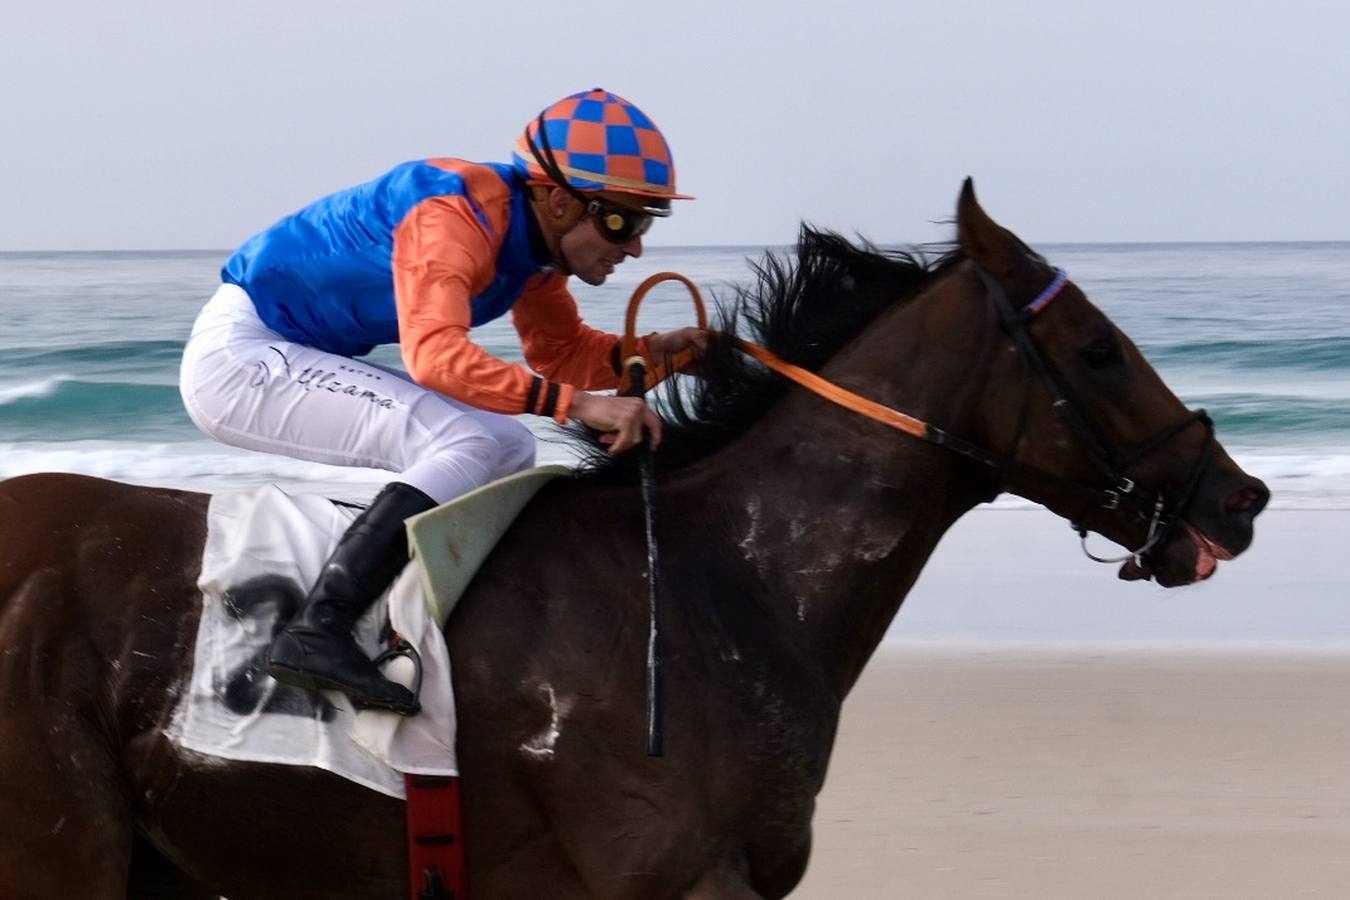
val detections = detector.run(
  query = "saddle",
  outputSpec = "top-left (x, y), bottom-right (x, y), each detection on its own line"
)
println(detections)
top-left (408, 465), bottom-right (570, 627)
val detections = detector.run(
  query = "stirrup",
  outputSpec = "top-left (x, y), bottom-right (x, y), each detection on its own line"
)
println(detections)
top-left (370, 638), bottom-right (424, 709)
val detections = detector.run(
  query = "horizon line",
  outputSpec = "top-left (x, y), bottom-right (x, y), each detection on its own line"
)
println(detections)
top-left (3, 238), bottom-right (1349, 256)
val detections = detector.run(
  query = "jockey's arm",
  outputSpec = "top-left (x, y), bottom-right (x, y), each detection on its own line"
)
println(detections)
top-left (512, 276), bottom-right (707, 382)
top-left (393, 195), bottom-right (574, 421)
top-left (510, 273), bottom-right (650, 391)
top-left (512, 277), bottom-right (716, 451)
top-left (392, 195), bottom-right (667, 449)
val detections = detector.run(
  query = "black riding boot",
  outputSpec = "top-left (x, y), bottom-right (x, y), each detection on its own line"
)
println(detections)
top-left (268, 481), bottom-right (436, 715)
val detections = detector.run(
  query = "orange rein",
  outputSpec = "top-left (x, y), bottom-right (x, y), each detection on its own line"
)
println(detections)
top-left (728, 339), bottom-right (927, 439)
top-left (620, 273), bottom-right (926, 440)
top-left (618, 272), bottom-right (709, 393)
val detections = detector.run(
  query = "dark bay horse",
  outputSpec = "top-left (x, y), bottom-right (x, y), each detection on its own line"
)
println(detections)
top-left (0, 182), bottom-right (1268, 898)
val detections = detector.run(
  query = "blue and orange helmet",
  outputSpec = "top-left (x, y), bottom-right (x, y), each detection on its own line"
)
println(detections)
top-left (513, 88), bottom-right (692, 217)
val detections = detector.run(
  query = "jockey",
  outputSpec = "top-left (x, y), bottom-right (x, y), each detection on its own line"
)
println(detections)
top-left (179, 89), bottom-right (702, 715)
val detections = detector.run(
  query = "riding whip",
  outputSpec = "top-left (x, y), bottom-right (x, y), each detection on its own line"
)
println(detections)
top-left (620, 273), bottom-right (708, 758)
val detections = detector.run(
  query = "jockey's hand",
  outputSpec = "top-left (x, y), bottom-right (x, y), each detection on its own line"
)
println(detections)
top-left (570, 392), bottom-right (663, 455)
top-left (647, 327), bottom-right (709, 362)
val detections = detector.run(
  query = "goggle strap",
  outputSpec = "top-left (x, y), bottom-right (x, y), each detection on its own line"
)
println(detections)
top-left (526, 115), bottom-right (594, 208)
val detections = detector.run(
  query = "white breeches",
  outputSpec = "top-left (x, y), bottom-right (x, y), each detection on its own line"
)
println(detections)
top-left (180, 284), bottom-right (536, 504)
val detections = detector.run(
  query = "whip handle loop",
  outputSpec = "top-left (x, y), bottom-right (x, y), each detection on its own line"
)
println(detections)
top-left (621, 272), bottom-right (709, 394)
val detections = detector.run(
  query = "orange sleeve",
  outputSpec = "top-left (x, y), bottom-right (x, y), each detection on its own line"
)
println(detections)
top-left (511, 274), bottom-right (653, 396)
top-left (392, 192), bottom-right (575, 421)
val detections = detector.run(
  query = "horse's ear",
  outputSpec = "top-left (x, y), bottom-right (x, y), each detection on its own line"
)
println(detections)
top-left (956, 178), bottom-right (1025, 279)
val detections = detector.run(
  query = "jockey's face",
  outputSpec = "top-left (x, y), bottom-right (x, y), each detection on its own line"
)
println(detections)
top-left (557, 191), bottom-right (647, 286)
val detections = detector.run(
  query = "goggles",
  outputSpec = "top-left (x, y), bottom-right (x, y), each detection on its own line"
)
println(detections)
top-left (586, 198), bottom-right (653, 244)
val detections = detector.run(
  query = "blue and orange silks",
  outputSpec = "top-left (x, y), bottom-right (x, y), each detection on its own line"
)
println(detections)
top-left (223, 159), bottom-right (638, 422)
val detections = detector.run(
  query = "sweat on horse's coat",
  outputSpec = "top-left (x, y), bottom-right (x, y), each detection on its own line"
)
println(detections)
top-left (519, 681), bottom-right (574, 762)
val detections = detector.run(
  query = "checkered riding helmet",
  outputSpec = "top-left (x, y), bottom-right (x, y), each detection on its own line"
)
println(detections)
top-left (512, 88), bottom-right (693, 214)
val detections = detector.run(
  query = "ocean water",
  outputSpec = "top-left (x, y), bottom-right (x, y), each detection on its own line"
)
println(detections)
top-left (0, 243), bottom-right (1346, 507)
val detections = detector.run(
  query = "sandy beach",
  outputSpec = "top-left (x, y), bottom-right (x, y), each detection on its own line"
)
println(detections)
top-left (795, 509), bottom-right (1350, 898)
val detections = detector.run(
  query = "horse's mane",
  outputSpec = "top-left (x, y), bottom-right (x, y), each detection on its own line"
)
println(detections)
top-left (568, 226), bottom-right (962, 481)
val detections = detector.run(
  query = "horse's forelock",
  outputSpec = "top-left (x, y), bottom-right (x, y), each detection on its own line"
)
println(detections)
top-left (570, 227), bottom-right (957, 480)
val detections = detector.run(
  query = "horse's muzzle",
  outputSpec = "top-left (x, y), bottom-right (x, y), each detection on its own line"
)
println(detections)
top-left (1138, 470), bottom-right (1270, 587)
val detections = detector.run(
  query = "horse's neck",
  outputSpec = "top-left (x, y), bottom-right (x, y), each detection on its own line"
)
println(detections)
top-left (671, 283), bottom-right (996, 696)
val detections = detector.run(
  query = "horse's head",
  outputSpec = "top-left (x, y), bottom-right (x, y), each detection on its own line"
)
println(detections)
top-left (955, 179), bottom-right (1268, 587)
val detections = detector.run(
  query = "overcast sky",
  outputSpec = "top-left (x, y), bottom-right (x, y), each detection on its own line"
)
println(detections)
top-left (2, 0), bottom-right (1346, 251)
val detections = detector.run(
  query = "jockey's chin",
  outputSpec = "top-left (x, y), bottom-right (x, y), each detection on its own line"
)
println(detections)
top-left (560, 219), bottom-right (642, 286)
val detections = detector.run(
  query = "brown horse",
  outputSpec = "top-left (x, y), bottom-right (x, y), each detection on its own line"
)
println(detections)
top-left (0, 182), bottom-right (1267, 898)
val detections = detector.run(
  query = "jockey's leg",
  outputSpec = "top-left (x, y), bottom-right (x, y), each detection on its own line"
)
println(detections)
top-left (178, 284), bottom-right (537, 713)
top-left (362, 357), bottom-right (539, 491)
top-left (267, 480), bottom-right (434, 713)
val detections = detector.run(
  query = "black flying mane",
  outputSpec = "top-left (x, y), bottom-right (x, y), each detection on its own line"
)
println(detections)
top-left (572, 227), bottom-right (961, 481)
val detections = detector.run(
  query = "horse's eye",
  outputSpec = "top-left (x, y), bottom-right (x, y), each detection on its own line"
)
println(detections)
top-left (1080, 335), bottom-right (1122, 369)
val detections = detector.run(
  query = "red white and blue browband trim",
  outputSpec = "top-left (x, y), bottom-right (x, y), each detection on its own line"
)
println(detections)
top-left (1025, 268), bottom-right (1069, 316)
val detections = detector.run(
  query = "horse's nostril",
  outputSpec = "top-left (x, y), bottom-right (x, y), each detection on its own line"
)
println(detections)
top-left (1226, 484), bottom-right (1269, 516)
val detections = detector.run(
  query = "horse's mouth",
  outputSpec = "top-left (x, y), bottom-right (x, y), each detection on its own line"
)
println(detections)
top-left (1117, 521), bottom-right (1236, 585)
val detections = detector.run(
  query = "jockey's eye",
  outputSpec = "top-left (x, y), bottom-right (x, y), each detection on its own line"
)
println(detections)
top-left (1080, 333), bottom-right (1123, 369)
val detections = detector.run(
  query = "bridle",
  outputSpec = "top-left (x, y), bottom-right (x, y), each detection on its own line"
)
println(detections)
top-left (973, 265), bottom-right (1215, 567)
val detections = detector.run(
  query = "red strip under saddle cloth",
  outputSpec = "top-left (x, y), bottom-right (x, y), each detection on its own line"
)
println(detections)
top-left (405, 773), bottom-right (467, 899)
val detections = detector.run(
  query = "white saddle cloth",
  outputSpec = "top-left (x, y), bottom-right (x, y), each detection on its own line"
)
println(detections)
top-left (167, 467), bottom-right (567, 799)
